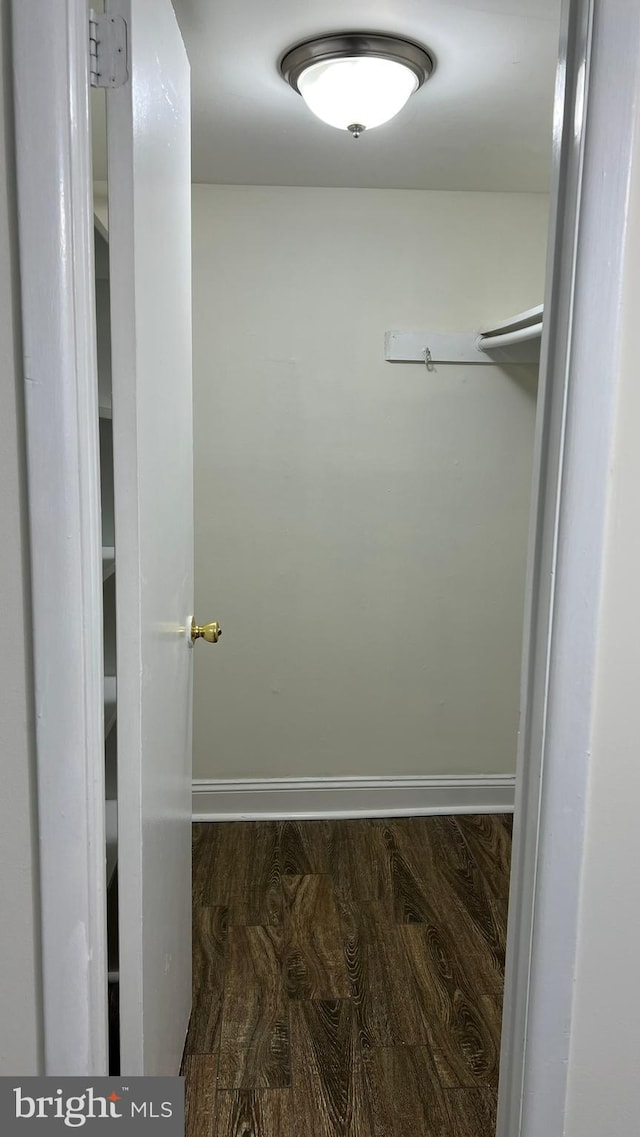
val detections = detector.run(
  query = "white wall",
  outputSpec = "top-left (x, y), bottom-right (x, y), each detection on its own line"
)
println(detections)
top-left (192, 185), bottom-right (548, 781)
top-left (563, 87), bottom-right (640, 1137)
top-left (0, 0), bottom-right (43, 1073)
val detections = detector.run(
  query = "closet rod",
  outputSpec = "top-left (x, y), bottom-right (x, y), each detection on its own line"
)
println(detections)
top-left (477, 321), bottom-right (543, 351)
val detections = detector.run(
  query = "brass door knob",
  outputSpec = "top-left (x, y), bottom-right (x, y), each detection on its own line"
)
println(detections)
top-left (191, 619), bottom-right (222, 644)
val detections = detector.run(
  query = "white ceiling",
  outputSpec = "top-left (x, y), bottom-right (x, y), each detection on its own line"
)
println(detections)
top-left (170, 0), bottom-right (561, 192)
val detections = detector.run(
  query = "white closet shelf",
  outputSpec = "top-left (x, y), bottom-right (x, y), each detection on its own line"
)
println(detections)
top-left (99, 400), bottom-right (112, 420)
top-left (104, 675), bottom-right (117, 738)
top-left (102, 546), bottom-right (115, 582)
top-left (94, 190), bottom-right (109, 242)
top-left (105, 799), bottom-right (117, 887)
top-left (477, 304), bottom-right (543, 351)
top-left (385, 303), bottom-right (543, 366)
top-left (479, 303), bottom-right (543, 337)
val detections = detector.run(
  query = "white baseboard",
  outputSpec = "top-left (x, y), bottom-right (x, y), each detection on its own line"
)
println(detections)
top-left (192, 774), bottom-right (515, 821)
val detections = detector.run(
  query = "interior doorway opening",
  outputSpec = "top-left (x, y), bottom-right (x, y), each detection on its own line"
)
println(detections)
top-left (89, 0), bottom-right (560, 1125)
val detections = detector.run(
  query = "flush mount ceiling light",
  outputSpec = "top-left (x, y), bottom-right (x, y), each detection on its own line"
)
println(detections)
top-left (280, 33), bottom-right (434, 139)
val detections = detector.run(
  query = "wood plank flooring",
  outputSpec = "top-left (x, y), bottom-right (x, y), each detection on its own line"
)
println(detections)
top-left (183, 815), bottom-right (511, 1137)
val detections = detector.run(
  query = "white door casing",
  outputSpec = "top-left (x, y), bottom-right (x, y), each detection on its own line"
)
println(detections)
top-left (12, 0), bottom-right (109, 1076)
top-left (105, 0), bottom-right (194, 1074)
top-left (497, 0), bottom-right (640, 1134)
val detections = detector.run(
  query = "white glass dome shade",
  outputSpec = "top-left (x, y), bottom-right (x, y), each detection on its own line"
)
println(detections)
top-left (298, 56), bottom-right (418, 132)
top-left (280, 34), bottom-right (434, 137)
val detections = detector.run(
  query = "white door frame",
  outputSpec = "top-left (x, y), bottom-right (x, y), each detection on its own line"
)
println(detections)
top-left (497, 0), bottom-right (640, 1133)
top-left (11, 0), bottom-right (640, 1118)
top-left (12, 0), bottom-right (108, 1075)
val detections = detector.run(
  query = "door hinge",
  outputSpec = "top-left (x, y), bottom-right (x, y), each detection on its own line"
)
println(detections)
top-left (89, 11), bottom-right (128, 88)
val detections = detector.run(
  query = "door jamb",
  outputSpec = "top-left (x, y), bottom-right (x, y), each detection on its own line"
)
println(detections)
top-left (497, 0), bottom-right (640, 1133)
top-left (12, 0), bottom-right (108, 1075)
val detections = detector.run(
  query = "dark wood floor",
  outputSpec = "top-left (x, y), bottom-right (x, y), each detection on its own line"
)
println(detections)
top-left (183, 814), bottom-right (512, 1137)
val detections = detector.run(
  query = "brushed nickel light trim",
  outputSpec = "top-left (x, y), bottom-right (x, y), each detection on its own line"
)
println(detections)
top-left (280, 32), bottom-right (435, 94)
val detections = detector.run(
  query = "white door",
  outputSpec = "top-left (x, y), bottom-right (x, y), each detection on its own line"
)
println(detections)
top-left (106, 0), bottom-right (193, 1074)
